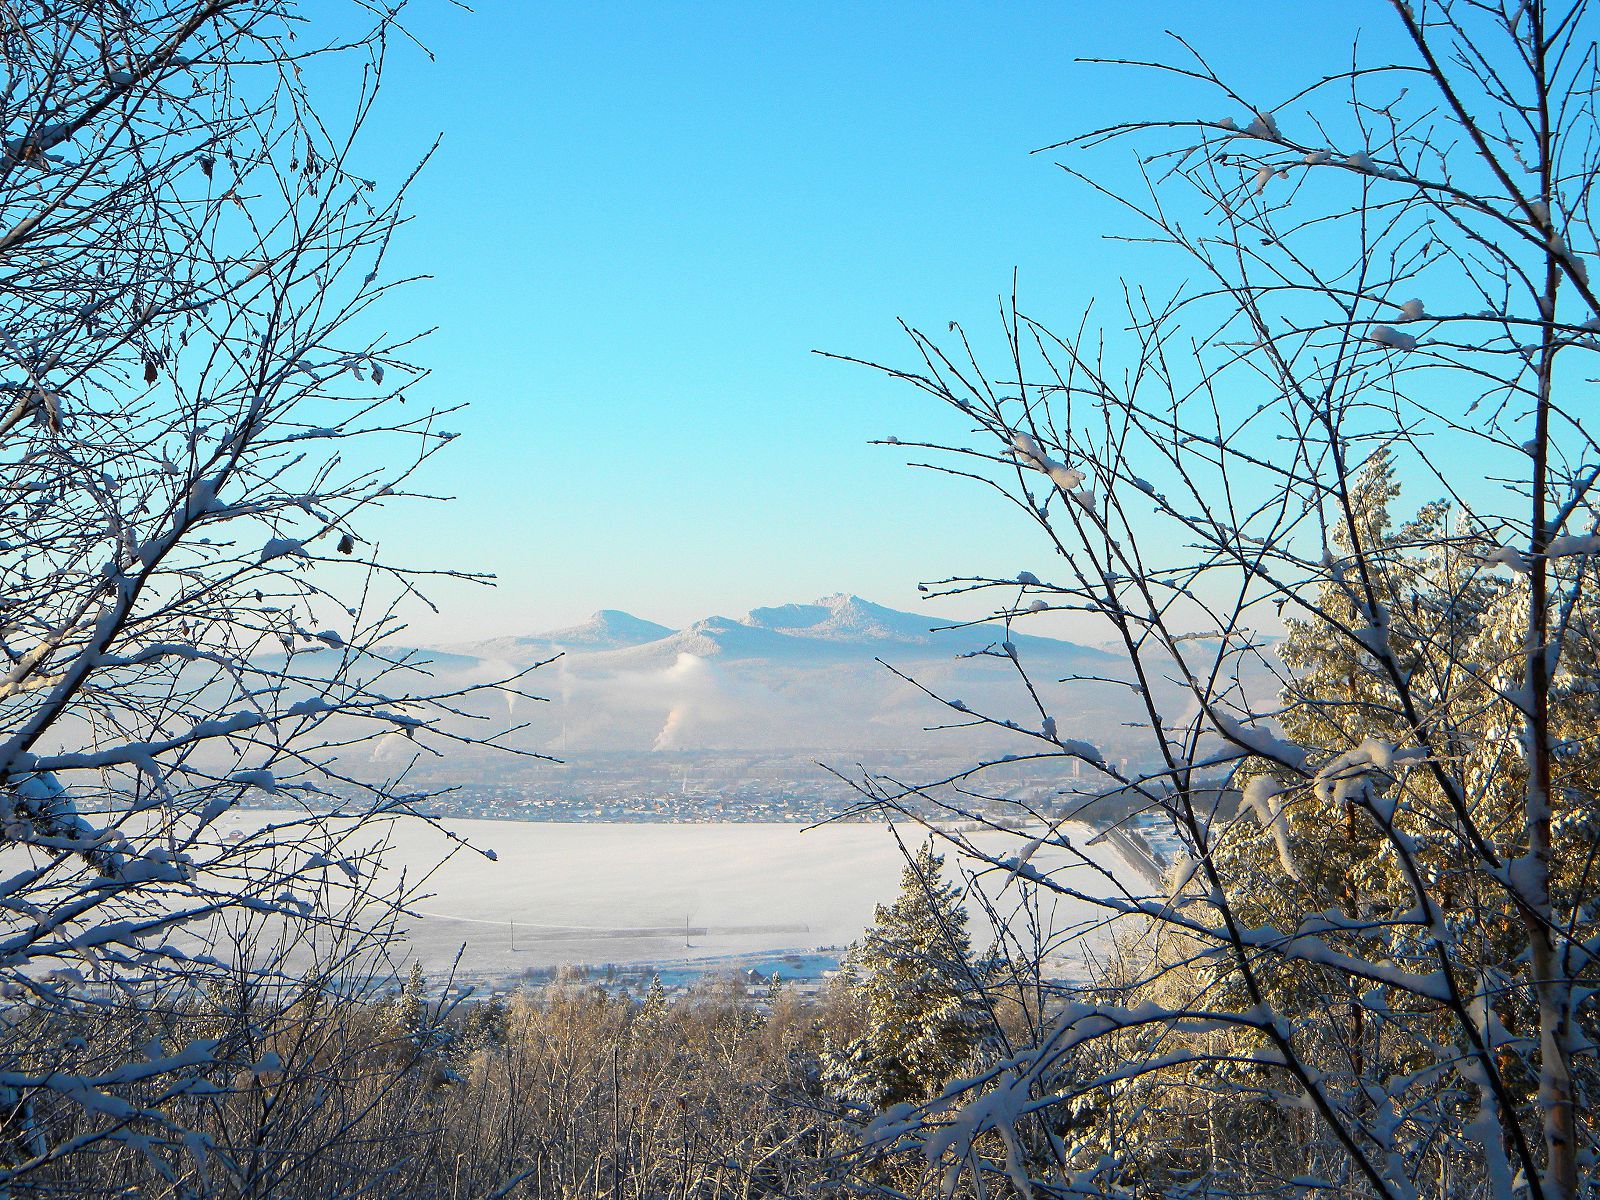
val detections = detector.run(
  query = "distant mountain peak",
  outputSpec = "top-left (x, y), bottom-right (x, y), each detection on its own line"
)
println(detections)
top-left (574, 609), bottom-right (670, 635)
top-left (440, 593), bottom-right (1111, 673)
top-left (537, 609), bottom-right (673, 647)
top-left (401, 592), bottom-right (1151, 754)
top-left (435, 609), bottom-right (672, 662)
top-left (743, 593), bottom-right (939, 644)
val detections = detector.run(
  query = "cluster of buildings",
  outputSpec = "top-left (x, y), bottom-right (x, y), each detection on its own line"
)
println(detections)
top-left (386, 749), bottom-right (1173, 827)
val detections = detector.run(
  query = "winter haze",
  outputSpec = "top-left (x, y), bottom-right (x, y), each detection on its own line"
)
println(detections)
top-left (411, 592), bottom-right (1151, 756)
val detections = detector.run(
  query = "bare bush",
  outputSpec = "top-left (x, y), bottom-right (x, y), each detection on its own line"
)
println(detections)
top-left (20, 969), bottom-right (849, 1199)
top-left (0, 1), bottom-right (530, 1185)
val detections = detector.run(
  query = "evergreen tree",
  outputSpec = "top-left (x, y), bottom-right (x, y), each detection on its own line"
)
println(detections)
top-left (1205, 446), bottom-right (1600, 1152)
top-left (764, 971), bottom-right (788, 1007)
top-left (1223, 446), bottom-right (1476, 922)
top-left (823, 841), bottom-right (989, 1110)
top-left (636, 973), bottom-right (670, 1032)
top-left (459, 992), bottom-right (510, 1057)
top-left (378, 962), bottom-right (440, 1068)
top-left (395, 962), bottom-right (428, 1040)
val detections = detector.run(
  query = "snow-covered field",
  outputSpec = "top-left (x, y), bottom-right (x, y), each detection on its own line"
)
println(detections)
top-left (259, 816), bottom-right (1161, 986)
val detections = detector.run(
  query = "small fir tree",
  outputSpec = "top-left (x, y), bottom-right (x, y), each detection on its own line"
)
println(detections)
top-left (395, 962), bottom-right (428, 1039)
top-left (637, 973), bottom-right (670, 1031)
top-left (824, 841), bottom-right (988, 1110)
top-left (460, 993), bottom-right (510, 1057)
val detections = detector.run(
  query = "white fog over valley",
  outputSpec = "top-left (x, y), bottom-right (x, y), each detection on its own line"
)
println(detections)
top-left (390, 593), bottom-right (1206, 758)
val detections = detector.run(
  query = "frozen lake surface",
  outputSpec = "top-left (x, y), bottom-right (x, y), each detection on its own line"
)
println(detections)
top-left (292, 816), bottom-right (1160, 985)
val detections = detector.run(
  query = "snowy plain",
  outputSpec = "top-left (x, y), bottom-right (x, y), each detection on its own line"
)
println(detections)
top-left (221, 814), bottom-right (1161, 987)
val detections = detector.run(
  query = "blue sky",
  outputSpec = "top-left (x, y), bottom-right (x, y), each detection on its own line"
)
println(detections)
top-left (348, 1), bottom-right (1405, 641)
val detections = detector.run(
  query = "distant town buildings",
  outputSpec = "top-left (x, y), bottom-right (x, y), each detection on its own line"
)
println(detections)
top-left (272, 747), bottom-right (1174, 828)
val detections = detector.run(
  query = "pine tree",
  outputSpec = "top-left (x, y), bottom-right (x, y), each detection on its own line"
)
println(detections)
top-left (636, 973), bottom-right (670, 1032)
top-left (460, 992), bottom-right (510, 1057)
top-left (1224, 446), bottom-right (1474, 921)
top-left (764, 971), bottom-right (790, 1013)
top-left (1208, 446), bottom-right (1600, 1144)
top-left (1158, 452), bottom-right (1493, 1169)
top-left (379, 962), bottom-right (432, 1057)
top-left (823, 841), bottom-right (989, 1110)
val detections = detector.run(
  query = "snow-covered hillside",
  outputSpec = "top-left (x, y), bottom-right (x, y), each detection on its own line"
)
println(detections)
top-left (439, 609), bottom-right (674, 660)
top-left (402, 594), bottom-right (1156, 754)
top-left (448, 594), bottom-right (1109, 669)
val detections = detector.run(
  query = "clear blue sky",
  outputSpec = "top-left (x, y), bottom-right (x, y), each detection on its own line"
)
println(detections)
top-left (347, 1), bottom-right (1404, 641)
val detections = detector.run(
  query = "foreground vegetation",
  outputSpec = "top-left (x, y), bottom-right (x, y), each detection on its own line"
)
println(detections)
top-left (6, 1), bottom-right (1600, 1197)
top-left (0, 846), bottom-right (1009, 1199)
top-left (1, 967), bottom-right (842, 1199)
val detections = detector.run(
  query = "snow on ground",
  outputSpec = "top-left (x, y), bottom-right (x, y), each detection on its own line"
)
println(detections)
top-left (2, 808), bottom-right (1160, 990)
top-left (257, 816), bottom-right (1160, 986)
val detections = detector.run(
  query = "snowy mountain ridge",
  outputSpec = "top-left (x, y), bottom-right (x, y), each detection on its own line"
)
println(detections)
top-left (447, 609), bottom-right (674, 660)
top-left (380, 594), bottom-right (1177, 755)
top-left (437, 593), bottom-right (1108, 668)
